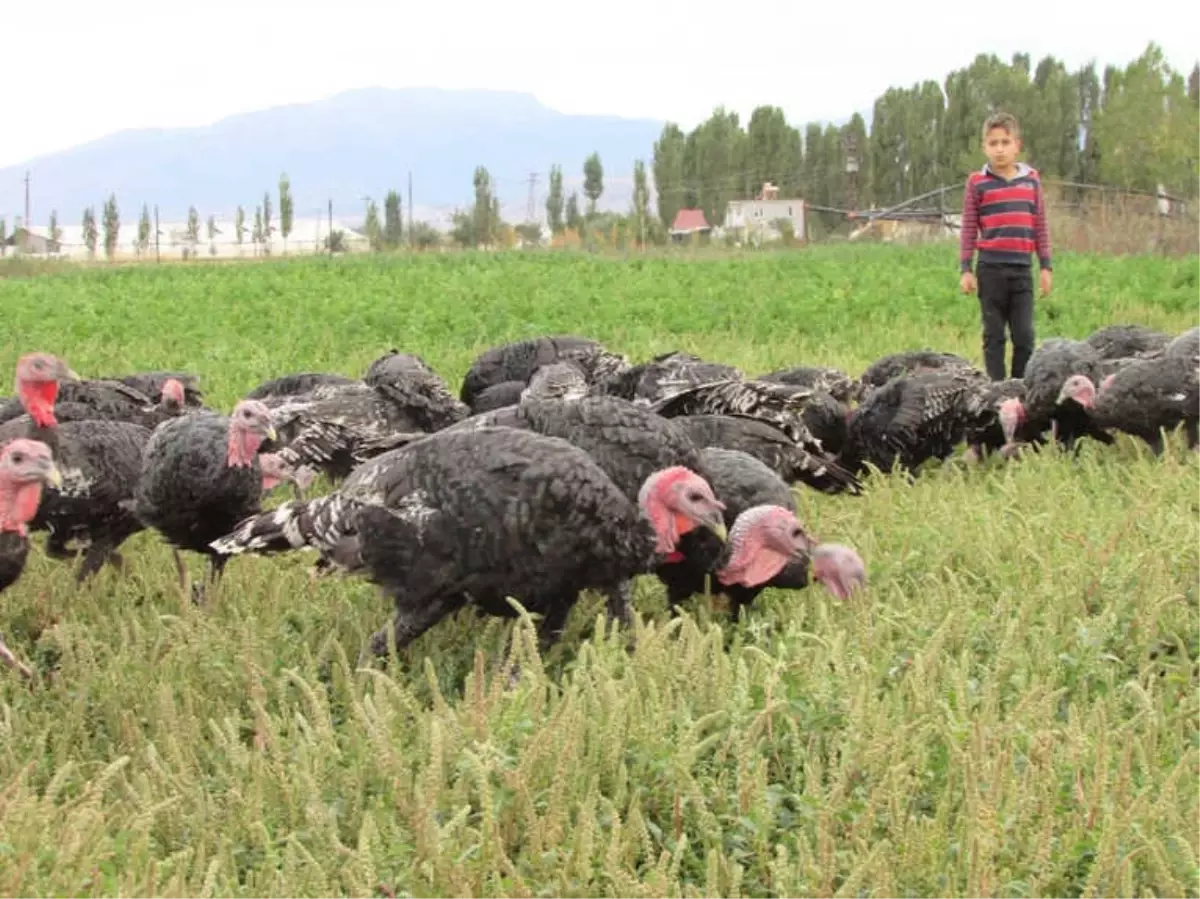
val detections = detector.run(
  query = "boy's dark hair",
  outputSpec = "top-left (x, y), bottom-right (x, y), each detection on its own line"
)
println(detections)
top-left (982, 112), bottom-right (1020, 141)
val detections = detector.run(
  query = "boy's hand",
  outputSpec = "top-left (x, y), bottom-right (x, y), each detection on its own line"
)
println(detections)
top-left (1040, 269), bottom-right (1053, 296)
top-left (959, 271), bottom-right (977, 295)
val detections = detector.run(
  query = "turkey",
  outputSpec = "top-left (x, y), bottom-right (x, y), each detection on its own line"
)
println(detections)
top-left (858, 350), bottom-right (983, 396)
top-left (758, 365), bottom-right (861, 405)
top-left (838, 371), bottom-right (997, 476)
top-left (362, 349), bottom-right (471, 432)
top-left (99, 371), bottom-right (207, 410)
top-left (0, 353), bottom-right (152, 581)
top-left (656, 446), bottom-right (866, 620)
top-left (597, 351), bottom-right (742, 405)
top-left (1084, 324), bottom-right (1171, 360)
top-left (469, 381), bottom-right (526, 414)
top-left (0, 373), bottom-right (189, 431)
top-left (244, 372), bottom-right (358, 401)
top-left (209, 426), bottom-right (728, 662)
top-left (667, 413), bottom-right (862, 495)
top-left (960, 378), bottom-right (1038, 460)
top-left (1021, 338), bottom-right (1114, 450)
top-left (259, 377), bottom-right (445, 483)
top-left (0, 439), bottom-right (63, 679)
top-left (1165, 326), bottom-right (1200, 360)
top-left (648, 378), bottom-right (858, 493)
top-left (1081, 352), bottom-right (1199, 453)
top-left (130, 400), bottom-right (277, 602)
top-left (459, 335), bottom-right (629, 406)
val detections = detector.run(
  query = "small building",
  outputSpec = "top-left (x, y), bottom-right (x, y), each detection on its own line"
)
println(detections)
top-left (2, 227), bottom-right (58, 254)
top-left (669, 208), bottom-right (711, 242)
top-left (724, 183), bottom-right (806, 244)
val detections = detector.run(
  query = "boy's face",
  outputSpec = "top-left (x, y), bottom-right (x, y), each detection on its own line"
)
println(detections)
top-left (983, 126), bottom-right (1021, 171)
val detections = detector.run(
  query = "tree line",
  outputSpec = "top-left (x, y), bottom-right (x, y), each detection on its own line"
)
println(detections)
top-left (650, 42), bottom-right (1198, 235)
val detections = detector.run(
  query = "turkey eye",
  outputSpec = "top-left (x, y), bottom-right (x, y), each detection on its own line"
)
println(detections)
top-left (10, 453), bottom-right (22, 464)
top-left (686, 491), bottom-right (702, 502)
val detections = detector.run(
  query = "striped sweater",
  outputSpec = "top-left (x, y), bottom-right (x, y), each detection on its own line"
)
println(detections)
top-left (959, 162), bottom-right (1052, 272)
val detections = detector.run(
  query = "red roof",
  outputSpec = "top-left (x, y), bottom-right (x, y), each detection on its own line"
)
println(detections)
top-left (671, 208), bottom-right (710, 233)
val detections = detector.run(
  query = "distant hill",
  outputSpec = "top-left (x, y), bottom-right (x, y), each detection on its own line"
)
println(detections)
top-left (0, 87), bottom-right (665, 230)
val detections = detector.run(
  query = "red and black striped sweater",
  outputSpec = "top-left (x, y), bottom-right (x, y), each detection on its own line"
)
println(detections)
top-left (959, 163), bottom-right (1052, 273)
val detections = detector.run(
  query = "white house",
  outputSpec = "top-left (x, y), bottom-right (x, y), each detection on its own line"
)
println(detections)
top-left (724, 183), bottom-right (806, 243)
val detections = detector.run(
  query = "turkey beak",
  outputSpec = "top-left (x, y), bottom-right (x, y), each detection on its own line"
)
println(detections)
top-left (59, 363), bottom-right (81, 382)
top-left (40, 459), bottom-right (63, 489)
top-left (702, 509), bottom-right (727, 543)
top-left (264, 424), bottom-right (278, 443)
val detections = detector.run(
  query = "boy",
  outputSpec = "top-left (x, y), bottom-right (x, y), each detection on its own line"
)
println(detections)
top-left (958, 111), bottom-right (1053, 381)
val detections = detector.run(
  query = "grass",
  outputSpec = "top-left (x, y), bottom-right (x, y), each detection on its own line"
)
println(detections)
top-left (0, 242), bottom-right (1197, 897)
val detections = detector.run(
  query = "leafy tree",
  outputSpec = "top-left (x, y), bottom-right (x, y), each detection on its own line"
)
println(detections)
top-left (472, 166), bottom-right (496, 246)
top-left (408, 221), bottom-right (441, 250)
top-left (545, 165), bottom-right (565, 235)
top-left (632, 159), bottom-right (650, 246)
top-left (82, 207), bottom-right (98, 259)
top-left (0, 218), bottom-right (6, 257)
top-left (278, 173), bottom-right (294, 252)
top-left (136, 205), bottom-right (151, 256)
top-left (102, 193), bottom-right (120, 260)
top-left (364, 200), bottom-right (383, 251)
top-left (252, 206), bottom-right (264, 252)
top-left (583, 152), bottom-right (604, 214)
top-left (565, 192), bottom-right (582, 232)
top-left (652, 123), bottom-right (687, 229)
top-left (48, 210), bottom-right (62, 253)
top-left (206, 214), bottom-right (221, 256)
top-left (235, 206), bottom-right (247, 249)
top-left (186, 206), bottom-right (200, 256)
top-left (262, 191), bottom-right (274, 254)
top-left (383, 190), bottom-right (403, 248)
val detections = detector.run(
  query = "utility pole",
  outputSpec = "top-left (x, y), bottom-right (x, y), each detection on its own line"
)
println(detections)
top-left (525, 171), bottom-right (539, 222)
top-left (22, 171), bottom-right (30, 253)
top-left (154, 204), bottom-right (160, 263)
top-left (407, 171), bottom-right (413, 249)
top-left (843, 132), bottom-right (860, 216)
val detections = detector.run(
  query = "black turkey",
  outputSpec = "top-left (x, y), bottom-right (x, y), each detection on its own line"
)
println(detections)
top-left (1083, 352), bottom-right (1199, 453)
top-left (0, 438), bottom-right (63, 679)
top-left (209, 426), bottom-right (727, 662)
top-left (131, 400), bottom-right (277, 601)
top-left (0, 353), bottom-right (152, 581)
top-left (657, 446), bottom-right (866, 620)
top-left (459, 335), bottom-right (629, 405)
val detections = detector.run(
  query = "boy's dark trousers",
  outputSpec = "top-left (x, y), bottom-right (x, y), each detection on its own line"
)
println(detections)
top-left (976, 261), bottom-right (1035, 381)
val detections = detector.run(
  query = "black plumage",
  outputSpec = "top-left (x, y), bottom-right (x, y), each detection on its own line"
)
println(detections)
top-left (858, 350), bottom-right (982, 395)
top-left (210, 426), bottom-right (725, 660)
top-left (469, 381), bottom-right (526, 414)
top-left (0, 353), bottom-right (152, 581)
top-left (1090, 353), bottom-right (1200, 453)
top-left (1085, 324), bottom-right (1171, 360)
top-left (960, 377), bottom-right (1036, 458)
top-left (839, 371), bottom-right (994, 475)
top-left (100, 371), bottom-right (207, 409)
top-left (656, 447), bottom-right (814, 619)
top-left (1165, 326), bottom-right (1200, 360)
top-left (131, 401), bottom-right (276, 599)
top-left (597, 351), bottom-right (742, 404)
top-left (668, 413), bottom-right (862, 495)
top-left (362, 349), bottom-right (470, 432)
top-left (1023, 338), bottom-right (1114, 450)
top-left (648, 378), bottom-right (858, 494)
top-left (459, 335), bottom-right (629, 405)
top-left (0, 438), bottom-right (63, 678)
top-left (758, 365), bottom-right (861, 404)
top-left (244, 372), bottom-right (358, 401)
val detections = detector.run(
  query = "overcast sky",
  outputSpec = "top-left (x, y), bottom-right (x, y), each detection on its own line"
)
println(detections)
top-left (3, 0), bottom-right (1196, 169)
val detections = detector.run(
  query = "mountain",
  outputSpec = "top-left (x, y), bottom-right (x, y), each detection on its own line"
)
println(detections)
top-left (0, 87), bottom-right (665, 230)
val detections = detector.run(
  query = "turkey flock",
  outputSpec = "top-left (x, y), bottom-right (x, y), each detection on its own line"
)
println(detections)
top-left (0, 322), bottom-right (1196, 681)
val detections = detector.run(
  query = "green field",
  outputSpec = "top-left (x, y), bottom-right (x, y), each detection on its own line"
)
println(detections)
top-left (0, 243), bottom-right (1197, 897)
